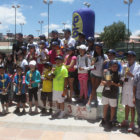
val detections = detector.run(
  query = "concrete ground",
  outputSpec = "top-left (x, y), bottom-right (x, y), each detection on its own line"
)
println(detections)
top-left (0, 105), bottom-right (139, 140)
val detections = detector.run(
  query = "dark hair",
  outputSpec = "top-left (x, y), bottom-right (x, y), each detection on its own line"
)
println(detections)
top-left (93, 47), bottom-right (105, 62)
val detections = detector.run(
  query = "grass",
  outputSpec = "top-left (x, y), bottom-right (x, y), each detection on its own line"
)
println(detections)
top-left (97, 92), bottom-right (137, 124)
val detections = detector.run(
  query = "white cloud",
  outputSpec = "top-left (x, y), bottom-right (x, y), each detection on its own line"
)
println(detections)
top-left (54, 0), bottom-right (74, 3)
top-left (132, 30), bottom-right (140, 36)
top-left (0, 5), bottom-right (26, 30)
top-left (116, 13), bottom-right (128, 17)
top-left (40, 12), bottom-right (48, 17)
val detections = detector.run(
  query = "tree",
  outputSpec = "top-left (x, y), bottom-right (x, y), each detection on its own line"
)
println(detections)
top-left (100, 21), bottom-right (130, 48)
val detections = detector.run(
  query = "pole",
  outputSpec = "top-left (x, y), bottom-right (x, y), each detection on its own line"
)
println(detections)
top-left (127, 2), bottom-right (130, 51)
top-left (15, 7), bottom-right (16, 41)
top-left (48, 3), bottom-right (49, 39)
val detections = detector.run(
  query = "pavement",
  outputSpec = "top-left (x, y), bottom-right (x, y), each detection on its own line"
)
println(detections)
top-left (0, 105), bottom-right (139, 140)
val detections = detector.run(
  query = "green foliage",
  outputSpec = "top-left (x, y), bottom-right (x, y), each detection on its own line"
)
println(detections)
top-left (100, 21), bottom-right (131, 48)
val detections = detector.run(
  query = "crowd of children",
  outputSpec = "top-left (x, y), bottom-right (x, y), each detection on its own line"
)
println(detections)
top-left (0, 30), bottom-right (140, 135)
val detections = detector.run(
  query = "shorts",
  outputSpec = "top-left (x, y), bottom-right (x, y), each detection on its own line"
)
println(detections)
top-left (0, 94), bottom-right (9, 104)
top-left (90, 73), bottom-right (102, 79)
top-left (15, 94), bottom-right (26, 103)
top-left (68, 71), bottom-right (77, 78)
top-left (102, 96), bottom-right (117, 107)
top-left (28, 87), bottom-right (38, 102)
top-left (41, 92), bottom-right (52, 102)
top-left (121, 94), bottom-right (134, 107)
top-left (53, 90), bottom-right (65, 103)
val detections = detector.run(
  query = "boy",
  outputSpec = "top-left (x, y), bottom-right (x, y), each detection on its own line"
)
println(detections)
top-left (25, 60), bottom-right (41, 113)
top-left (133, 71), bottom-right (140, 135)
top-left (41, 62), bottom-right (53, 114)
top-left (52, 56), bottom-right (68, 118)
top-left (0, 66), bottom-right (10, 114)
top-left (100, 60), bottom-right (121, 128)
top-left (13, 66), bottom-right (26, 114)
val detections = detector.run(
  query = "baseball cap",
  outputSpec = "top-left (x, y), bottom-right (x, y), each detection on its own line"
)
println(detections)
top-left (78, 32), bottom-right (85, 38)
top-left (94, 42), bottom-right (103, 48)
top-left (67, 46), bottom-right (75, 51)
top-left (55, 55), bottom-right (63, 60)
top-left (29, 60), bottom-right (36, 66)
top-left (44, 62), bottom-right (52, 67)
top-left (126, 51), bottom-right (136, 56)
top-left (63, 28), bottom-right (71, 33)
top-left (107, 49), bottom-right (116, 55)
top-left (87, 37), bottom-right (94, 42)
top-left (51, 30), bottom-right (58, 34)
top-left (52, 41), bottom-right (59, 46)
top-left (39, 40), bottom-right (46, 45)
top-left (77, 44), bottom-right (88, 50)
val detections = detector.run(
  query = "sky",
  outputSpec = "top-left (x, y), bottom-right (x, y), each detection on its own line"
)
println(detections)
top-left (0, 0), bottom-right (140, 37)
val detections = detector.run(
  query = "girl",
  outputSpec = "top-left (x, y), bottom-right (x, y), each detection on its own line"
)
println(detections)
top-left (64, 46), bottom-right (77, 102)
top-left (87, 43), bottom-right (108, 107)
top-left (76, 44), bottom-right (91, 103)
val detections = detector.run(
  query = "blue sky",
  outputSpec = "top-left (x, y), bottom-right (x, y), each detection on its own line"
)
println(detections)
top-left (0, 0), bottom-right (140, 37)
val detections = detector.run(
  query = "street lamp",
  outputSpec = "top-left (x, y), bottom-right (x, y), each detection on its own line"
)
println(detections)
top-left (83, 2), bottom-right (91, 8)
top-left (38, 20), bottom-right (44, 35)
top-left (62, 22), bottom-right (66, 30)
top-left (124, 0), bottom-right (133, 40)
top-left (12, 5), bottom-right (20, 41)
top-left (20, 23), bottom-right (24, 34)
top-left (43, 0), bottom-right (53, 39)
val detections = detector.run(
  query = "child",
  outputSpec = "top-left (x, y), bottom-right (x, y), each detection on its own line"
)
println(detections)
top-left (100, 60), bottom-right (121, 128)
top-left (13, 66), bottom-right (26, 114)
top-left (133, 71), bottom-right (140, 135)
top-left (121, 51), bottom-right (140, 132)
top-left (0, 66), bottom-right (10, 114)
top-left (25, 60), bottom-right (41, 113)
top-left (76, 44), bottom-right (91, 103)
top-left (41, 62), bottom-right (53, 114)
top-left (52, 56), bottom-right (68, 119)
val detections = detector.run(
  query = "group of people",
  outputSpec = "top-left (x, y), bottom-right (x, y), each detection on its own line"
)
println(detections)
top-left (0, 28), bottom-right (140, 134)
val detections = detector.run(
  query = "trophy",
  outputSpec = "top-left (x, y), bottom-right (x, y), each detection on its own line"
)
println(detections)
top-left (29, 72), bottom-right (32, 89)
top-left (124, 67), bottom-right (130, 82)
top-left (17, 75), bottom-right (22, 95)
top-left (64, 40), bottom-right (68, 47)
top-left (105, 71), bottom-right (112, 90)
top-left (1, 75), bottom-right (6, 95)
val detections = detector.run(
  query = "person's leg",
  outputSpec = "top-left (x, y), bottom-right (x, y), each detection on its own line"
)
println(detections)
top-left (94, 78), bottom-right (101, 100)
top-left (125, 105), bottom-right (130, 121)
top-left (83, 79), bottom-right (88, 99)
top-left (68, 78), bottom-right (74, 100)
top-left (79, 80), bottom-right (84, 99)
top-left (33, 88), bottom-right (38, 109)
top-left (130, 107), bottom-right (135, 123)
top-left (103, 104), bottom-right (109, 121)
top-left (110, 107), bottom-right (116, 121)
top-left (136, 99), bottom-right (140, 129)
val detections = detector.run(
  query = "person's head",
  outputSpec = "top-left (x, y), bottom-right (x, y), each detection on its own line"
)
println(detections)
top-left (52, 41), bottom-right (59, 50)
top-left (67, 46), bottom-right (75, 56)
top-left (94, 42), bottom-right (103, 56)
top-left (39, 40), bottom-right (46, 49)
top-left (126, 51), bottom-right (136, 65)
top-left (78, 44), bottom-right (87, 56)
top-left (78, 32), bottom-right (86, 42)
top-left (16, 66), bottom-right (22, 75)
top-left (107, 49), bottom-right (116, 60)
top-left (55, 56), bottom-right (63, 67)
top-left (63, 28), bottom-right (71, 39)
top-left (0, 66), bottom-right (4, 75)
top-left (39, 34), bottom-right (46, 41)
top-left (16, 33), bottom-right (23, 42)
top-left (28, 44), bottom-right (35, 53)
top-left (87, 37), bottom-right (94, 48)
top-left (110, 60), bottom-right (119, 72)
top-left (44, 62), bottom-right (52, 71)
top-left (51, 30), bottom-right (58, 39)
top-left (29, 60), bottom-right (36, 71)
top-left (28, 34), bottom-right (34, 43)
top-left (17, 52), bottom-right (24, 61)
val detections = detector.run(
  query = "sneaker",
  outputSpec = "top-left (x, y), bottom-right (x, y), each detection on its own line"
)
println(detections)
top-left (58, 111), bottom-right (65, 119)
top-left (41, 108), bottom-right (46, 114)
top-left (134, 127), bottom-right (140, 135)
top-left (86, 104), bottom-right (91, 112)
top-left (14, 107), bottom-right (20, 114)
top-left (29, 108), bottom-right (32, 114)
top-left (100, 118), bottom-right (106, 127)
top-left (52, 110), bottom-right (60, 118)
top-left (49, 108), bottom-right (52, 114)
top-left (107, 121), bottom-right (113, 129)
top-left (34, 107), bottom-right (38, 113)
top-left (120, 120), bottom-right (129, 127)
top-left (128, 122), bottom-right (135, 132)
top-left (21, 109), bottom-right (26, 115)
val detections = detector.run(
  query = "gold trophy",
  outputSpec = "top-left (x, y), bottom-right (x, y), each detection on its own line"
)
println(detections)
top-left (64, 40), bottom-right (68, 47)
top-left (1, 75), bottom-right (6, 95)
top-left (17, 75), bottom-right (22, 95)
top-left (105, 71), bottom-right (112, 90)
top-left (124, 67), bottom-right (130, 82)
top-left (29, 72), bottom-right (32, 89)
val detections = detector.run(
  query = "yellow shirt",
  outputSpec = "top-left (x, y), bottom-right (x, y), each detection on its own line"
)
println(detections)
top-left (42, 70), bottom-right (53, 92)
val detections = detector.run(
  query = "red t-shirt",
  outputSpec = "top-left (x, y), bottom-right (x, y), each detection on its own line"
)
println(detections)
top-left (65, 55), bottom-right (76, 72)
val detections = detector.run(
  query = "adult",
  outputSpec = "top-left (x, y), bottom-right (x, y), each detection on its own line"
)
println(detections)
top-left (39, 34), bottom-right (49, 49)
top-left (87, 37), bottom-right (95, 56)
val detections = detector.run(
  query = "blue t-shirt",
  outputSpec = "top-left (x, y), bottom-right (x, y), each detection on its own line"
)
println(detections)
top-left (14, 74), bottom-right (26, 94)
top-left (0, 74), bottom-right (10, 93)
top-left (25, 70), bottom-right (41, 88)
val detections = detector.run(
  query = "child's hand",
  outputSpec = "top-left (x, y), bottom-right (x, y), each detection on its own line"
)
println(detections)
top-left (106, 81), bottom-right (112, 86)
top-left (79, 67), bottom-right (84, 71)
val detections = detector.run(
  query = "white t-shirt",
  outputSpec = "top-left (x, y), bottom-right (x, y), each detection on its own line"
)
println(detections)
top-left (91, 54), bottom-right (108, 77)
top-left (20, 59), bottom-right (28, 72)
top-left (27, 42), bottom-right (39, 51)
top-left (61, 37), bottom-right (76, 48)
top-left (36, 48), bottom-right (49, 64)
top-left (122, 62), bottom-right (140, 95)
